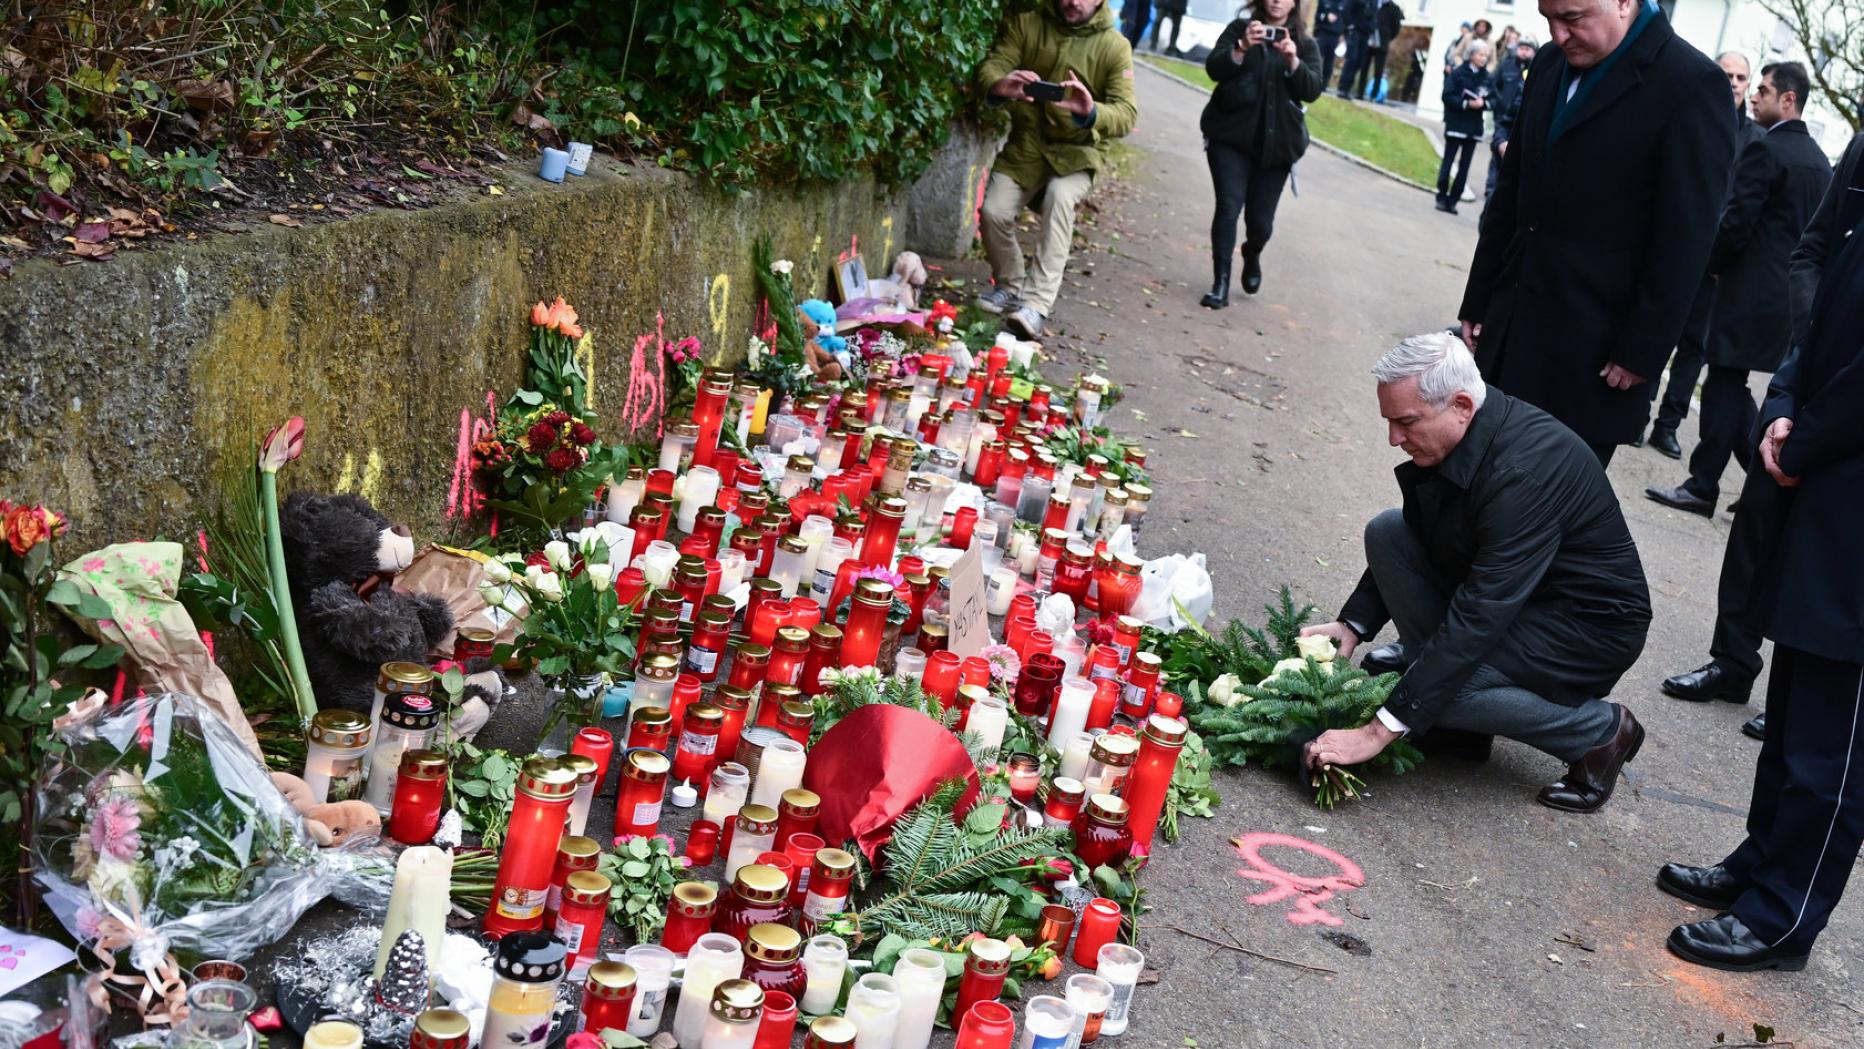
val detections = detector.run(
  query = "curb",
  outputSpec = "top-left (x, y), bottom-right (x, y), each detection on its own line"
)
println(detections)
top-left (1133, 60), bottom-right (1437, 196)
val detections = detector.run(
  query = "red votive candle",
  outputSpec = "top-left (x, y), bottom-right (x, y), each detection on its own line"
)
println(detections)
top-left (1154, 690), bottom-right (1184, 719)
top-left (670, 704), bottom-right (725, 787)
top-left (1072, 898), bottom-right (1123, 967)
top-left (754, 851), bottom-right (796, 896)
top-left (1087, 679), bottom-right (1122, 732)
top-left (482, 758), bottom-right (579, 937)
top-left (951, 937), bottom-right (1012, 1027)
top-left (388, 749), bottom-right (447, 845)
top-left (571, 727), bottom-right (615, 788)
top-left (955, 999), bottom-right (1016, 1049)
top-left (782, 832), bottom-right (825, 906)
top-left (785, 597), bottom-right (822, 632)
top-left (685, 819), bottom-right (720, 865)
top-left (960, 656), bottom-right (992, 689)
top-left (671, 673), bottom-right (704, 731)
top-left (949, 506), bottom-right (978, 549)
top-left (627, 705), bottom-right (672, 751)
top-left (662, 882), bottom-right (719, 955)
top-left (615, 566), bottom-right (649, 609)
top-left (581, 959), bottom-right (639, 1035)
top-left (921, 650), bottom-right (962, 708)
top-left (774, 789), bottom-right (821, 851)
top-left (838, 580), bottom-right (893, 668)
top-left (753, 990), bottom-right (798, 1049)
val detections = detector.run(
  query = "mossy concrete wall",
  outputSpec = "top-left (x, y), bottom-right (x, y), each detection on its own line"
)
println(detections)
top-left (0, 160), bottom-right (910, 548)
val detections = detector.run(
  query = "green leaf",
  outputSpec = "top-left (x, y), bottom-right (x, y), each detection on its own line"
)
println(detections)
top-left (44, 579), bottom-right (82, 606)
top-left (620, 860), bottom-right (651, 879)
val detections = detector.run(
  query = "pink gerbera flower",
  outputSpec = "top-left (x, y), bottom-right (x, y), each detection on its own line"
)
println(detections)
top-left (89, 794), bottom-right (142, 862)
top-left (979, 642), bottom-right (1021, 685)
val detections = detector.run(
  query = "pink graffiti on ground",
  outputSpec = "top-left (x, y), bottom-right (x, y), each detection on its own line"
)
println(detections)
top-left (1233, 832), bottom-right (1367, 927)
top-left (620, 312), bottom-right (702, 438)
top-left (446, 390), bottom-right (498, 520)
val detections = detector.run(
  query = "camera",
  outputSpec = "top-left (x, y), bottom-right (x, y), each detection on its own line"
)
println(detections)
top-left (1262, 25), bottom-right (1288, 42)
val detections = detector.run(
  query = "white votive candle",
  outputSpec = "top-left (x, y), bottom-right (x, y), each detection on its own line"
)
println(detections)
top-left (678, 466), bottom-right (721, 532)
top-left (800, 935), bottom-right (848, 1015)
top-left (890, 949), bottom-right (946, 1049)
top-left (748, 739), bottom-right (807, 809)
top-left (373, 846), bottom-right (450, 980)
top-left (846, 973), bottom-right (901, 1049)
top-left (674, 934), bottom-right (743, 1049)
top-left (1059, 731), bottom-right (1096, 782)
top-left (1047, 678), bottom-right (1093, 750)
top-left (967, 694), bottom-right (1010, 759)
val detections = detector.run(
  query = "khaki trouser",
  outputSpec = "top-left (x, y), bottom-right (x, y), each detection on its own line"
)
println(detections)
top-left (979, 169), bottom-right (1093, 316)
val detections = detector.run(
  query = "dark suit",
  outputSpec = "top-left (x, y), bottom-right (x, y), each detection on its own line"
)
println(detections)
top-left (1460, 15), bottom-right (1736, 457)
top-left (1336, 0), bottom-right (1376, 98)
top-left (1313, 0), bottom-right (1349, 87)
top-left (1340, 394), bottom-right (1652, 735)
top-left (1721, 146), bottom-right (1864, 953)
top-left (1650, 107), bottom-right (1765, 438)
top-left (1682, 120), bottom-right (1833, 500)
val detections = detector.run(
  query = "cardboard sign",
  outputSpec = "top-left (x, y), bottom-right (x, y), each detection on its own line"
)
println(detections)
top-left (946, 542), bottom-right (991, 658)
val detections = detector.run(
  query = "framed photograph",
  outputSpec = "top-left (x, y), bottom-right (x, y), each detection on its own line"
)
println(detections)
top-left (834, 253), bottom-right (870, 302)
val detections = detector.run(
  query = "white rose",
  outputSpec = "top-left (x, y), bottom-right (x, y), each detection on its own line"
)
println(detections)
top-left (543, 540), bottom-right (573, 572)
top-left (482, 559), bottom-right (512, 585)
top-left (772, 259), bottom-right (794, 275)
top-left (1207, 672), bottom-right (1244, 707)
top-left (1269, 657), bottom-right (1309, 682)
top-left (477, 582), bottom-right (508, 609)
top-left (585, 562), bottom-right (615, 594)
top-left (524, 563), bottom-right (547, 588)
top-left (534, 571), bottom-right (565, 602)
top-left (1295, 635), bottom-right (1337, 663)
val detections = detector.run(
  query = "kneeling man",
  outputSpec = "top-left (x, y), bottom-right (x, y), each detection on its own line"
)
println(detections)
top-left (1301, 332), bottom-right (1652, 811)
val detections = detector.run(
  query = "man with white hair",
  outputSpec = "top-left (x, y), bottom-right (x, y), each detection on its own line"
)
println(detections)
top-left (1300, 332), bottom-right (1653, 811)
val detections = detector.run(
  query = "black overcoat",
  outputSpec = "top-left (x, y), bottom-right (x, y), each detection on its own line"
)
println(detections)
top-left (1339, 394), bottom-right (1652, 732)
top-left (1459, 18), bottom-right (1735, 445)
top-left (1705, 120), bottom-right (1832, 372)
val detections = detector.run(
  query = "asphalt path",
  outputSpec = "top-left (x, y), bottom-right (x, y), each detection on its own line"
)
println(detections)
top-left (964, 63), bottom-right (1863, 1048)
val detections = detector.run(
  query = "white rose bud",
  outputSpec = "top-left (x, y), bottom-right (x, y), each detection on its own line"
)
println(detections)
top-left (524, 563), bottom-right (547, 588)
top-left (535, 571), bottom-right (565, 602)
top-left (477, 582), bottom-right (508, 609)
top-left (1270, 656), bottom-right (1308, 679)
top-left (482, 559), bottom-right (512, 585)
top-left (1208, 672), bottom-right (1243, 707)
top-left (543, 540), bottom-right (573, 572)
top-left (1295, 635), bottom-right (1337, 663)
top-left (585, 562), bottom-right (615, 594)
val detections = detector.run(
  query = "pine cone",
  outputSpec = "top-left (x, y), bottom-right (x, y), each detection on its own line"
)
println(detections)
top-left (373, 929), bottom-right (430, 1016)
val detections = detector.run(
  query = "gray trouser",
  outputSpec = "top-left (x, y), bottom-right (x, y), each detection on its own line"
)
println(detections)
top-left (1365, 508), bottom-right (1619, 763)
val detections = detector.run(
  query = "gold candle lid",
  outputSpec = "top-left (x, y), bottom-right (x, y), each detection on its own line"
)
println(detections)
top-left (584, 961), bottom-right (637, 1001)
top-left (563, 870), bottom-right (612, 907)
top-left (774, 626), bottom-right (811, 652)
top-left (399, 749), bottom-right (448, 779)
top-left (732, 862), bottom-right (789, 903)
top-left (1142, 714), bottom-right (1188, 747)
top-left (780, 787), bottom-right (821, 815)
top-left (516, 756), bottom-right (579, 799)
top-left (685, 703), bottom-right (725, 727)
top-left (308, 709), bottom-right (370, 749)
top-left (806, 1015), bottom-right (859, 1047)
top-left (714, 685), bottom-right (753, 713)
top-left (1085, 792), bottom-right (1131, 825)
top-left (966, 936), bottom-right (1012, 976)
top-left (561, 753), bottom-right (599, 785)
top-left (673, 881), bottom-right (719, 910)
top-left (812, 848), bottom-right (857, 879)
top-left (1089, 733), bottom-right (1141, 767)
top-left (377, 661), bottom-right (435, 691)
top-left (746, 922), bottom-right (802, 963)
top-left (556, 835), bottom-right (602, 862)
top-left (623, 749), bottom-right (671, 782)
top-left (735, 803), bottom-right (778, 833)
top-left (410, 1008), bottom-right (470, 1049)
top-left (631, 705), bottom-right (671, 728)
top-left (709, 979), bottom-right (766, 1023)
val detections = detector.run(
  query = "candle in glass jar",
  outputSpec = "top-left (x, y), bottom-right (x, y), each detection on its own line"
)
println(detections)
top-left (628, 705), bottom-right (673, 752)
top-left (1063, 973), bottom-right (1112, 1045)
top-left (846, 973), bottom-right (902, 1049)
top-left (701, 979), bottom-right (765, 1049)
top-left (1042, 776), bottom-right (1086, 829)
top-left (776, 699), bottom-right (815, 746)
top-left (582, 961), bottom-right (638, 1036)
top-left (1072, 898), bottom-right (1123, 968)
top-left (483, 758), bottom-right (579, 937)
top-left (374, 845), bottom-right (451, 980)
top-left (553, 870), bottom-right (611, 971)
top-left (754, 990), bottom-right (798, 1049)
top-left (718, 549), bottom-right (750, 594)
top-left (1123, 714), bottom-right (1188, 851)
top-left (364, 691), bottom-right (440, 817)
top-left (544, 835), bottom-right (602, 928)
top-left (783, 832), bottom-right (825, 905)
top-left (966, 695), bottom-right (1010, 760)
top-left (799, 935), bottom-right (848, 1015)
top-left (955, 1001), bottom-right (1016, 1049)
top-left (1093, 943), bottom-right (1145, 1037)
top-left (1018, 996), bottom-right (1077, 1049)
top-left (617, 749), bottom-right (672, 837)
top-left (560, 753), bottom-right (600, 837)
top-left (625, 944), bottom-right (677, 1038)
top-left (672, 704), bottom-right (726, 787)
top-left (1006, 754), bottom-right (1041, 804)
top-left (663, 881), bottom-right (720, 955)
top-left (303, 709), bottom-right (371, 805)
top-left (482, 934), bottom-right (569, 1049)
top-left (1046, 677), bottom-right (1094, 749)
top-left (608, 469), bottom-right (648, 526)
top-left (770, 537), bottom-right (810, 598)
top-left (675, 934), bottom-right (745, 1049)
top-left (1083, 734), bottom-right (1139, 797)
top-left (702, 762), bottom-right (751, 829)
top-left (839, 579), bottom-right (895, 668)
top-left (411, 1008), bottom-right (470, 1049)
top-left (388, 749), bottom-right (448, 845)
top-left (951, 937), bottom-right (1011, 1028)
top-left (748, 739), bottom-right (806, 809)
top-left (724, 803), bottom-right (780, 881)
top-left (800, 848), bottom-right (856, 935)
top-left (985, 565), bottom-right (1017, 616)
top-left (890, 949), bottom-right (947, 1049)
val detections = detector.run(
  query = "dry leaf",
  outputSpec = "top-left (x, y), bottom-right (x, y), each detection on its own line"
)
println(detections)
top-left (68, 241), bottom-right (115, 260)
top-left (72, 222), bottom-right (110, 244)
top-left (268, 214), bottom-right (302, 228)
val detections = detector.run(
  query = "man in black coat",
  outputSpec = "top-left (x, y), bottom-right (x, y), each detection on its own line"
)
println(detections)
top-left (1656, 131), bottom-right (1864, 735)
top-left (1659, 137), bottom-right (1864, 972)
top-left (1458, 0), bottom-right (1735, 466)
top-left (1647, 62), bottom-right (1831, 515)
top-left (1336, 0), bottom-right (1377, 100)
top-left (1299, 332), bottom-right (1651, 813)
top-left (1643, 51), bottom-right (1764, 458)
top-left (1313, 0), bottom-right (1350, 89)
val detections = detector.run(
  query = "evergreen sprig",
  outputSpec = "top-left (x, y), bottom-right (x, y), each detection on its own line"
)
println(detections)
top-left (1152, 586), bottom-right (1318, 686)
top-left (1190, 659), bottom-right (1423, 780)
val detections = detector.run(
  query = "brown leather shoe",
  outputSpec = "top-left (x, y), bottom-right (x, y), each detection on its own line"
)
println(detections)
top-left (1536, 705), bottom-right (1644, 813)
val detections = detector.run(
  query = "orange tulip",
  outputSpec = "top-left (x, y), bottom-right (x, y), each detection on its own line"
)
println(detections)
top-left (530, 301), bottom-right (553, 327)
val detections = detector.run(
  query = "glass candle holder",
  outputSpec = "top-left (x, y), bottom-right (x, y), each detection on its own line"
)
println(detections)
top-left (1072, 793), bottom-right (1134, 871)
top-left (411, 1008), bottom-right (470, 1049)
top-left (1042, 776), bottom-right (1085, 829)
top-left (685, 820), bottom-right (720, 866)
top-left (482, 933), bottom-right (568, 1049)
top-left (1094, 943), bottom-right (1145, 1037)
top-left (1006, 754), bottom-right (1042, 804)
top-left (743, 923), bottom-right (807, 999)
top-left (724, 804), bottom-right (780, 883)
top-left (563, 753), bottom-right (601, 838)
top-left (701, 979), bottom-right (765, 1049)
top-left (616, 749), bottom-right (672, 837)
top-left (1084, 733), bottom-right (1139, 797)
top-left (388, 749), bottom-right (447, 845)
top-left (1018, 996), bottom-right (1078, 1049)
top-left (954, 1000), bottom-right (1016, 1049)
top-left (807, 1016), bottom-right (859, 1048)
top-left (628, 705), bottom-right (673, 752)
top-left (624, 944), bottom-right (677, 1038)
top-left (799, 935), bottom-right (849, 1015)
top-left (749, 739), bottom-right (807, 810)
top-left (1124, 714), bottom-right (1188, 851)
top-left (1046, 677), bottom-right (1094, 747)
top-left (702, 761), bottom-right (751, 828)
top-left (921, 650), bottom-right (962, 708)
top-left (484, 758), bottom-right (579, 937)
top-left (966, 695), bottom-right (1010, 761)
top-left (664, 881), bottom-right (720, 955)
top-left (890, 948), bottom-right (948, 1049)
top-left (839, 580), bottom-right (894, 668)
top-left (582, 961), bottom-right (638, 1036)
top-left (893, 646), bottom-right (927, 683)
top-left (800, 848), bottom-right (856, 936)
top-left (303, 709), bottom-right (371, 804)
top-left (177, 979), bottom-right (257, 1049)
top-left (553, 869), bottom-right (611, 971)
top-left (783, 832), bottom-right (825, 906)
top-left (1072, 898), bottom-right (1123, 968)
top-left (1036, 903), bottom-right (1076, 954)
top-left (952, 937), bottom-right (1011, 1027)
top-left (753, 990), bottom-right (798, 1049)
top-left (846, 973), bottom-right (902, 1049)
top-left (674, 934), bottom-right (746, 1049)
top-left (543, 835), bottom-right (601, 929)
top-left (1063, 974), bottom-right (1113, 1046)
top-left (672, 704), bottom-right (726, 788)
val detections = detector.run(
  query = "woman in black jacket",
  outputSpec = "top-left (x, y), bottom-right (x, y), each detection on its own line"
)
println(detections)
top-left (1436, 40), bottom-right (1493, 214)
top-left (1198, 0), bottom-right (1324, 308)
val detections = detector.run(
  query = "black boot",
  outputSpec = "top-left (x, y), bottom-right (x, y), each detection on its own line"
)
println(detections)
top-left (1199, 259), bottom-right (1232, 309)
top-left (1240, 246), bottom-right (1263, 295)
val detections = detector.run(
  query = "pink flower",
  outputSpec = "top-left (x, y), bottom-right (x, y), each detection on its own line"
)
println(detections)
top-left (89, 794), bottom-right (142, 862)
top-left (854, 565), bottom-right (905, 591)
top-left (75, 905), bottom-right (104, 940)
top-left (980, 643), bottom-right (1021, 685)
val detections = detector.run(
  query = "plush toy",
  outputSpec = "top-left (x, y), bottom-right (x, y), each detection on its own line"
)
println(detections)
top-left (796, 299), bottom-right (849, 381)
top-left (280, 492), bottom-right (495, 737)
top-left (271, 771), bottom-right (381, 847)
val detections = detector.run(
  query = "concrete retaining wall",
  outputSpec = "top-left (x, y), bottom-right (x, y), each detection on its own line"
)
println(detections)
top-left (0, 160), bottom-right (918, 547)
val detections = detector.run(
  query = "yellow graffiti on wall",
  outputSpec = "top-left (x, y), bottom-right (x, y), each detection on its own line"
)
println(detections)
top-left (336, 448), bottom-right (386, 503)
top-left (709, 272), bottom-right (731, 350)
top-left (880, 214), bottom-right (895, 270)
top-left (575, 332), bottom-right (598, 411)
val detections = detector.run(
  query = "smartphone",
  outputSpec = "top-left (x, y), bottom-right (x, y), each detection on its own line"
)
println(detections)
top-left (1261, 25), bottom-right (1288, 42)
top-left (1026, 80), bottom-right (1066, 103)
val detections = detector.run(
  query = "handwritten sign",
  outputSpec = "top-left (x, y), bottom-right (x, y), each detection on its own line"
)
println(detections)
top-left (946, 542), bottom-right (990, 658)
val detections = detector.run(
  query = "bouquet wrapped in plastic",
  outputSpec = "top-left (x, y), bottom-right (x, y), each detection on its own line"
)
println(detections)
top-left (32, 692), bottom-right (391, 1019)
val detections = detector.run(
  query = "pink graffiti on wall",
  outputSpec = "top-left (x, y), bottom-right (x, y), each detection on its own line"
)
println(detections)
top-left (1233, 832), bottom-right (1367, 927)
top-left (447, 389), bottom-right (498, 520)
top-left (619, 311), bottom-right (703, 438)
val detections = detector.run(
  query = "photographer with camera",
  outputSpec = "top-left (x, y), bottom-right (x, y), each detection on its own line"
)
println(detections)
top-left (1196, 0), bottom-right (1323, 308)
top-left (973, 0), bottom-right (1138, 339)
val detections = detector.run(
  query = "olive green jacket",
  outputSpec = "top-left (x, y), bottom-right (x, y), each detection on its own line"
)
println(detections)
top-left (976, 1), bottom-right (1139, 187)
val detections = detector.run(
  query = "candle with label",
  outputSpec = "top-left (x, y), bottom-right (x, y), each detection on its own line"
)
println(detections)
top-left (483, 758), bottom-right (579, 937)
top-left (625, 944), bottom-right (676, 1037)
top-left (674, 934), bottom-right (745, 1049)
top-left (481, 934), bottom-right (567, 1049)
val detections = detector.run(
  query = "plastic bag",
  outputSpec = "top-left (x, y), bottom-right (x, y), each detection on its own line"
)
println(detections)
top-left (32, 693), bottom-right (393, 969)
top-left (1132, 553), bottom-right (1214, 632)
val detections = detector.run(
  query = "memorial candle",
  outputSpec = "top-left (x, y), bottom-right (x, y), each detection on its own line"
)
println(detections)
top-left (1123, 715), bottom-right (1187, 850)
top-left (582, 961), bottom-right (639, 1036)
top-left (846, 973), bottom-right (902, 1049)
top-left (374, 846), bottom-right (451, 979)
top-left (954, 1001), bottom-right (1016, 1049)
top-left (616, 749), bottom-right (672, 837)
top-left (672, 705), bottom-right (726, 788)
top-left (1047, 677), bottom-right (1094, 748)
top-left (625, 944), bottom-right (677, 1038)
top-left (483, 758), bottom-right (578, 937)
top-left (838, 580), bottom-right (894, 668)
top-left (674, 934), bottom-right (744, 1049)
top-left (663, 882), bottom-right (720, 955)
top-left (951, 937), bottom-right (1011, 1027)
top-left (1071, 899), bottom-right (1122, 968)
top-left (387, 750), bottom-right (447, 846)
top-left (891, 949), bottom-right (947, 1049)
top-left (692, 373), bottom-right (734, 470)
top-left (482, 934), bottom-right (568, 1049)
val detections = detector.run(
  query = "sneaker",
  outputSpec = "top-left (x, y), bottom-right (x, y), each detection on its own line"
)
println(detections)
top-left (975, 285), bottom-right (1020, 315)
top-left (1004, 305), bottom-right (1044, 338)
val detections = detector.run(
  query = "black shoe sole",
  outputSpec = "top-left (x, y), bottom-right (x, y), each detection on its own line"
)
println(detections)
top-left (1742, 720), bottom-right (1766, 741)
top-left (1644, 491), bottom-right (1715, 518)
top-left (1665, 935), bottom-right (1808, 972)
top-left (1654, 873), bottom-right (1740, 910)
top-left (1659, 682), bottom-right (1753, 704)
top-left (1199, 295), bottom-right (1229, 309)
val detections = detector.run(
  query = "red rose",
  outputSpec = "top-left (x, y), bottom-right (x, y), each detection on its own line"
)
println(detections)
top-left (6, 505), bottom-right (46, 556)
top-left (570, 422), bottom-right (597, 446)
top-left (526, 421), bottom-right (559, 453)
top-left (545, 447), bottom-right (577, 472)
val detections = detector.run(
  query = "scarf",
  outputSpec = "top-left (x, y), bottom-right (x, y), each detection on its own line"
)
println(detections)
top-left (1549, 0), bottom-right (1658, 143)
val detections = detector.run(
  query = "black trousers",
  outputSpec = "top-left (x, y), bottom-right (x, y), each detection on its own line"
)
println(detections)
top-left (1122, 0), bottom-right (1152, 46)
top-left (1682, 365), bottom-right (1757, 501)
top-left (1206, 140), bottom-right (1291, 261)
top-left (1353, 45), bottom-right (1387, 98)
top-left (1339, 33), bottom-right (1371, 96)
top-left (1149, 10), bottom-right (1182, 51)
top-left (1586, 440), bottom-right (1617, 468)
top-left (1649, 275), bottom-right (1714, 434)
top-left (1316, 32), bottom-right (1343, 88)
top-left (1724, 646), bottom-right (1864, 952)
top-left (1709, 462), bottom-right (1791, 680)
top-left (1437, 137), bottom-right (1478, 205)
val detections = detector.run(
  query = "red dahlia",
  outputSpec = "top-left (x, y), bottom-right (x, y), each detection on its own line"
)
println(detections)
top-left (545, 447), bottom-right (578, 472)
top-left (546, 411), bottom-right (572, 426)
top-left (570, 422), bottom-right (597, 446)
top-left (526, 421), bottom-right (559, 453)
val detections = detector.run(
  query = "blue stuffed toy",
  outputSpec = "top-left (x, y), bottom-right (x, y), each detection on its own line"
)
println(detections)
top-left (798, 298), bottom-right (852, 372)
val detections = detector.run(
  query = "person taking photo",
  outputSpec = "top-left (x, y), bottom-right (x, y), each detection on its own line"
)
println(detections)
top-left (1197, 0), bottom-right (1323, 308)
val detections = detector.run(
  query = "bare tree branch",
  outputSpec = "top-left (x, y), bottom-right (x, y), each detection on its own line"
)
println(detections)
top-left (1753, 0), bottom-right (1862, 132)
